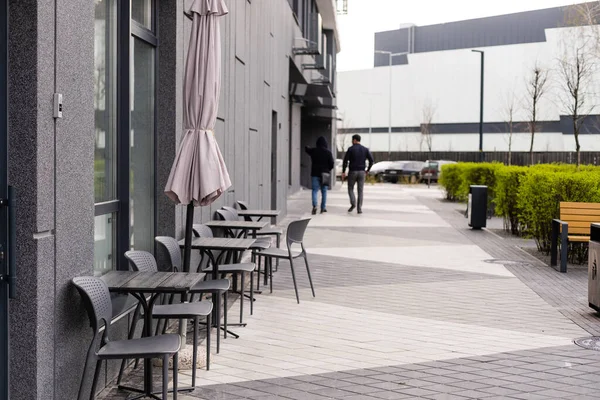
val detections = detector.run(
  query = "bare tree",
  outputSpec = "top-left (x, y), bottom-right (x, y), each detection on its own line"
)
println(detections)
top-left (420, 100), bottom-right (436, 156)
top-left (336, 133), bottom-right (353, 153)
top-left (525, 65), bottom-right (549, 165)
top-left (335, 113), bottom-right (354, 153)
top-left (558, 46), bottom-right (595, 167)
top-left (565, 2), bottom-right (600, 57)
top-left (501, 91), bottom-right (519, 166)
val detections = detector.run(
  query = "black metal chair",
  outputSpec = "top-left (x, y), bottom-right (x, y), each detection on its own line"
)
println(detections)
top-left (236, 201), bottom-right (283, 270)
top-left (155, 236), bottom-right (229, 352)
top-left (72, 276), bottom-right (180, 400)
top-left (192, 223), bottom-right (256, 322)
top-left (119, 251), bottom-right (212, 389)
top-left (255, 218), bottom-right (315, 304)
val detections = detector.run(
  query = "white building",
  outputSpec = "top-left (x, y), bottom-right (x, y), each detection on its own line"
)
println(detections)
top-left (337, 4), bottom-right (600, 158)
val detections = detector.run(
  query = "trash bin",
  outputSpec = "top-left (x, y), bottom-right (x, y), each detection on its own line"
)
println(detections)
top-left (468, 185), bottom-right (487, 230)
top-left (588, 223), bottom-right (600, 311)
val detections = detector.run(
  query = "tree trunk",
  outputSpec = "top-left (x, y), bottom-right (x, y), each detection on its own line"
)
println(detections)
top-left (508, 122), bottom-right (513, 166)
top-left (574, 119), bottom-right (581, 168)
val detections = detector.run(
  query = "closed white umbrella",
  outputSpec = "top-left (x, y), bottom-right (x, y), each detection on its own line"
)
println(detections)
top-left (165, 0), bottom-right (231, 270)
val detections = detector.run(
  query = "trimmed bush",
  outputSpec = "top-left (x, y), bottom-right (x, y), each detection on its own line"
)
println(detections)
top-left (456, 163), bottom-right (502, 204)
top-left (439, 163), bottom-right (463, 201)
top-left (518, 170), bottom-right (600, 252)
top-left (495, 166), bottom-right (528, 235)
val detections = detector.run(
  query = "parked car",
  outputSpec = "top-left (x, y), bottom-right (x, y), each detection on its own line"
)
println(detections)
top-left (419, 160), bottom-right (456, 183)
top-left (368, 161), bottom-right (396, 181)
top-left (382, 161), bottom-right (425, 184)
top-left (335, 159), bottom-right (343, 180)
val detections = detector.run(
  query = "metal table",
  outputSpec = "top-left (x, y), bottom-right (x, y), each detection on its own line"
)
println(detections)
top-left (204, 220), bottom-right (268, 238)
top-left (179, 237), bottom-right (256, 278)
top-left (237, 209), bottom-right (281, 222)
top-left (101, 271), bottom-right (205, 399)
top-left (179, 237), bottom-right (256, 335)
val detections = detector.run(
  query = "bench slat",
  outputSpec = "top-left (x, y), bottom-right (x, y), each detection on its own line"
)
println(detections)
top-left (563, 221), bottom-right (596, 228)
top-left (568, 235), bottom-right (590, 242)
top-left (566, 227), bottom-right (591, 235)
top-left (559, 214), bottom-right (600, 222)
top-left (560, 201), bottom-right (600, 210)
top-left (561, 209), bottom-right (600, 217)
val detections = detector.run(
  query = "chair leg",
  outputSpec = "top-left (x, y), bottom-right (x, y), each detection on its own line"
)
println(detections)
top-left (275, 235), bottom-right (280, 271)
top-left (256, 254), bottom-right (261, 291)
top-left (206, 313), bottom-right (211, 371)
top-left (89, 360), bottom-right (102, 400)
top-left (288, 257), bottom-right (300, 304)
top-left (163, 355), bottom-right (169, 400)
top-left (173, 352), bottom-right (178, 400)
top-left (240, 272), bottom-right (245, 324)
top-left (223, 290), bottom-right (228, 340)
top-left (216, 292), bottom-right (221, 353)
top-left (264, 257), bottom-right (269, 286)
top-left (250, 271), bottom-right (254, 315)
top-left (303, 254), bottom-right (316, 297)
top-left (117, 303), bottom-right (141, 385)
top-left (269, 257), bottom-right (274, 294)
top-left (192, 316), bottom-right (198, 388)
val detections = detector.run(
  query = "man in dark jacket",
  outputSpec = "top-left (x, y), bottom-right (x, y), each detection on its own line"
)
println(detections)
top-left (342, 134), bottom-right (373, 214)
top-left (305, 136), bottom-right (335, 215)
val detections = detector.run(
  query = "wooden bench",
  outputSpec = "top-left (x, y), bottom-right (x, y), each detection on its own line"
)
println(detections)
top-left (551, 202), bottom-right (600, 272)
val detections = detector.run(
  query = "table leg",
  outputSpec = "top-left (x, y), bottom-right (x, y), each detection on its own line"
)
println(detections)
top-left (204, 249), bottom-right (243, 337)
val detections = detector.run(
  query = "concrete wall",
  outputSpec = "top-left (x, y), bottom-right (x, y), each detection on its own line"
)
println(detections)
top-left (8, 0), bottom-right (96, 398)
top-left (179, 0), bottom-right (311, 231)
top-left (7, 0), bottom-right (331, 398)
top-left (338, 25), bottom-right (600, 153)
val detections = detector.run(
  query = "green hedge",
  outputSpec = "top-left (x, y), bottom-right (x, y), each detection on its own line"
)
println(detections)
top-left (457, 163), bottom-right (502, 204)
top-left (439, 164), bottom-right (462, 201)
top-left (495, 166), bottom-right (528, 235)
top-left (439, 162), bottom-right (600, 255)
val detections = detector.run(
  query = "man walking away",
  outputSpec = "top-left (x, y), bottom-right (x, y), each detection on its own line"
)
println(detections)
top-left (342, 134), bottom-right (373, 214)
top-left (305, 136), bottom-right (335, 215)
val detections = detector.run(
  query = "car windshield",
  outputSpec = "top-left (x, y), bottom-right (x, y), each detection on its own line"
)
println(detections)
top-left (424, 162), bottom-right (439, 169)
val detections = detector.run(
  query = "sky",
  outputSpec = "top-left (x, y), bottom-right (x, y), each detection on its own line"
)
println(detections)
top-left (337, 0), bottom-right (584, 71)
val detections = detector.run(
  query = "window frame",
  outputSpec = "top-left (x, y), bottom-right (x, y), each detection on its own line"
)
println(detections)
top-left (94, 0), bottom-right (158, 272)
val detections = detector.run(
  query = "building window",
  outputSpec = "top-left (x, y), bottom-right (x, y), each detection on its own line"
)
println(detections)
top-left (93, 0), bottom-right (157, 275)
top-left (132, 0), bottom-right (153, 31)
top-left (130, 37), bottom-right (155, 251)
top-left (94, 0), bottom-right (118, 275)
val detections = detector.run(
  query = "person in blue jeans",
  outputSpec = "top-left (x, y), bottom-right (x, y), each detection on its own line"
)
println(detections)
top-left (305, 136), bottom-right (334, 215)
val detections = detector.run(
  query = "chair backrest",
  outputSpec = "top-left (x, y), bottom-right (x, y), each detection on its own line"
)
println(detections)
top-left (124, 250), bottom-right (158, 272)
top-left (192, 224), bottom-right (213, 238)
top-left (237, 200), bottom-right (249, 210)
top-left (72, 276), bottom-right (113, 336)
top-left (218, 208), bottom-right (236, 221)
top-left (286, 218), bottom-right (311, 246)
top-left (217, 209), bottom-right (243, 238)
top-left (191, 224), bottom-right (219, 270)
top-left (155, 236), bottom-right (181, 272)
top-left (222, 206), bottom-right (239, 219)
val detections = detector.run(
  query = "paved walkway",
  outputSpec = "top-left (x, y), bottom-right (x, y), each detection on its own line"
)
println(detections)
top-left (102, 184), bottom-right (600, 400)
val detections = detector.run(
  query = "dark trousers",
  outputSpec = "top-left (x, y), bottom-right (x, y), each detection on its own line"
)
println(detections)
top-left (347, 171), bottom-right (365, 210)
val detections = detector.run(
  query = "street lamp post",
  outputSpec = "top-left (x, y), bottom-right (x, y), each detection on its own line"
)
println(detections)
top-left (472, 50), bottom-right (485, 162)
top-left (375, 50), bottom-right (408, 159)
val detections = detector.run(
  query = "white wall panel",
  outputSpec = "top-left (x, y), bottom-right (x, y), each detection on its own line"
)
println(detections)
top-left (338, 25), bottom-right (600, 152)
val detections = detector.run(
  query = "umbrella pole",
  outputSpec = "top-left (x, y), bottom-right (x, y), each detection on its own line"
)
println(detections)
top-left (183, 203), bottom-right (194, 272)
top-left (179, 203), bottom-right (195, 353)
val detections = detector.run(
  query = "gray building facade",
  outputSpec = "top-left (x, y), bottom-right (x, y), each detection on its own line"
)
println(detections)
top-left (2, 0), bottom-right (339, 399)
